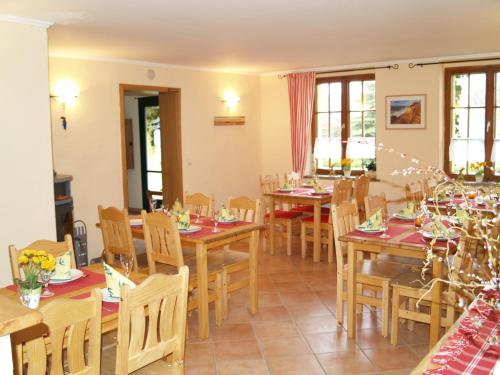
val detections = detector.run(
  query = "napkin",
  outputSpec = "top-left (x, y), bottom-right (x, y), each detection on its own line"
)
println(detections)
top-left (219, 205), bottom-right (236, 222)
top-left (397, 202), bottom-right (415, 218)
top-left (103, 262), bottom-right (136, 299)
top-left (311, 179), bottom-right (325, 193)
top-left (52, 250), bottom-right (72, 280)
top-left (172, 198), bottom-right (183, 214)
top-left (358, 209), bottom-right (383, 230)
top-left (281, 180), bottom-right (292, 190)
top-left (178, 211), bottom-right (191, 230)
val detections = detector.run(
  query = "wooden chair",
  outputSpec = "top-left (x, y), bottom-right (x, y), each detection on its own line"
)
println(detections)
top-left (300, 179), bottom-right (352, 263)
top-left (98, 205), bottom-right (138, 270)
top-left (422, 177), bottom-right (438, 197)
top-left (141, 211), bottom-right (223, 325)
top-left (390, 235), bottom-right (470, 345)
top-left (9, 234), bottom-right (76, 281)
top-left (364, 192), bottom-right (388, 218)
top-left (260, 174), bottom-right (302, 256)
top-left (210, 196), bottom-right (261, 319)
top-left (12, 288), bottom-right (102, 375)
top-left (404, 182), bottom-right (424, 205)
top-left (183, 191), bottom-right (214, 217)
top-left (331, 200), bottom-right (406, 337)
top-left (353, 175), bottom-right (371, 222)
top-left (116, 267), bottom-right (189, 375)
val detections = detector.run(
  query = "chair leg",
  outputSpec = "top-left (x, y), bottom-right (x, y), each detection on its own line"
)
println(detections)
top-left (391, 285), bottom-right (400, 345)
top-left (408, 298), bottom-right (416, 331)
top-left (356, 283), bottom-right (363, 313)
top-left (286, 222), bottom-right (292, 256)
top-left (301, 222), bottom-right (306, 259)
top-left (327, 229), bottom-right (333, 264)
top-left (381, 280), bottom-right (390, 338)
top-left (215, 272), bottom-right (224, 326)
top-left (220, 271), bottom-right (228, 321)
top-left (337, 275), bottom-right (344, 326)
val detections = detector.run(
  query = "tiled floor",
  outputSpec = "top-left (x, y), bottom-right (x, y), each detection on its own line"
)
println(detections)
top-left (101, 242), bottom-right (430, 374)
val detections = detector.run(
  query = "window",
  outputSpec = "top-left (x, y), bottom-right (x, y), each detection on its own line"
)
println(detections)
top-left (444, 65), bottom-right (500, 180)
top-left (312, 74), bottom-right (376, 174)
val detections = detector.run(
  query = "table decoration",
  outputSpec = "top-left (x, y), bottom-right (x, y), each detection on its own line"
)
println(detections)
top-left (103, 262), bottom-right (136, 300)
top-left (341, 158), bottom-right (352, 177)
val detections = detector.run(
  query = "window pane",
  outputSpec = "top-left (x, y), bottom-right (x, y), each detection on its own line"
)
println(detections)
top-left (469, 108), bottom-right (485, 139)
top-left (496, 72), bottom-right (500, 107)
top-left (452, 74), bottom-right (469, 108)
top-left (350, 112), bottom-right (362, 137)
top-left (317, 83), bottom-right (329, 112)
top-left (330, 112), bottom-right (341, 138)
top-left (496, 108), bottom-right (500, 139)
top-left (363, 81), bottom-right (376, 110)
top-left (147, 172), bottom-right (162, 192)
top-left (349, 81), bottom-right (362, 111)
top-left (451, 161), bottom-right (466, 174)
top-left (469, 73), bottom-right (486, 107)
top-left (364, 111), bottom-right (376, 137)
top-left (316, 113), bottom-right (329, 138)
top-left (145, 106), bottom-right (161, 171)
top-left (329, 82), bottom-right (342, 112)
top-left (452, 109), bottom-right (468, 138)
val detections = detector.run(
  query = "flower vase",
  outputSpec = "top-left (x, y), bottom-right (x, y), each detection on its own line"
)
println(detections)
top-left (475, 175), bottom-right (484, 183)
top-left (343, 169), bottom-right (351, 177)
top-left (20, 287), bottom-right (42, 309)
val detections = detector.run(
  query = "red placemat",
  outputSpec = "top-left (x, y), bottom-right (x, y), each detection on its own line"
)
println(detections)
top-left (204, 219), bottom-right (251, 229)
top-left (71, 291), bottom-right (119, 317)
top-left (352, 225), bottom-right (408, 239)
top-left (6, 269), bottom-right (105, 298)
top-left (389, 217), bottom-right (415, 225)
top-left (400, 232), bottom-right (457, 250)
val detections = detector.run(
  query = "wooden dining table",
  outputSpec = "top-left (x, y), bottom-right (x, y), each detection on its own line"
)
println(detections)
top-left (265, 187), bottom-right (332, 262)
top-left (339, 218), bottom-right (455, 349)
top-left (127, 217), bottom-right (264, 339)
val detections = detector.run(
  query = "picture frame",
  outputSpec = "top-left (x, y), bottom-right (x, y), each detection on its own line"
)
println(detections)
top-left (386, 94), bottom-right (426, 129)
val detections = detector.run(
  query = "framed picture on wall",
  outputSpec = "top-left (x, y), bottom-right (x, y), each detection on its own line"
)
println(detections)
top-left (386, 94), bottom-right (426, 129)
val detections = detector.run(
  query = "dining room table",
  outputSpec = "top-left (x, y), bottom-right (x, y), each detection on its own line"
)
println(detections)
top-left (126, 215), bottom-right (264, 339)
top-left (338, 217), bottom-right (458, 349)
top-left (264, 186), bottom-right (333, 262)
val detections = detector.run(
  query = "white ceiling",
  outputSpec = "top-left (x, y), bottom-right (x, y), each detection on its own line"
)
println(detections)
top-left (1, 0), bottom-right (500, 74)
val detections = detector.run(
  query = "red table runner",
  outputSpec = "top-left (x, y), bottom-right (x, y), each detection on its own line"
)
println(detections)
top-left (400, 232), bottom-right (458, 250)
top-left (352, 225), bottom-right (408, 239)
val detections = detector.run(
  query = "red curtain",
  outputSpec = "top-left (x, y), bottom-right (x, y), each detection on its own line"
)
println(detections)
top-left (287, 72), bottom-right (316, 176)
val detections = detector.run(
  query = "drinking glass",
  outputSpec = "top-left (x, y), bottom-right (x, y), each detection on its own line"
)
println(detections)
top-left (379, 211), bottom-right (390, 239)
top-left (149, 199), bottom-right (157, 212)
top-left (120, 254), bottom-right (134, 277)
top-left (212, 210), bottom-right (220, 233)
top-left (195, 205), bottom-right (202, 223)
top-left (40, 270), bottom-right (54, 298)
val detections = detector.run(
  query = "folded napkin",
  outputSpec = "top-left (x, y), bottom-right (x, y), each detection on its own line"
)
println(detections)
top-left (177, 211), bottom-right (191, 230)
top-left (219, 205), bottom-right (236, 221)
top-left (281, 181), bottom-right (292, 190)
top-left (358, 209), bottom-right (383, 230)
top-left (103, 262), bottom-right (136, 299)
top-left (311, 179), bottom-right (325, 193)
top-left (52, 250), bottom-right (72, 280)
top-left (397, 202), bottom-right (415, 218)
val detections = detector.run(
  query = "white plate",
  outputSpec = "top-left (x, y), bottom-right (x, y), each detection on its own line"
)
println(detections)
top-left (311, 191), bottom-right (330, 196)
top-left (218, 217), bottom-right (238, 223)
top-left (393, 213), bottom-right (416, 220)
top-left (302, 183), bottom-right (314, 188)
top-left (101, 288), bottom-right (120, 303)
top-left (178, 225), bottom-right (202, 233)
top-left (129, 218), bottom-right (142, 227)
top-left (49, 269), bottom-right (84, 284)
top-left (355, 226), bottom-right (387, 234)
top-left (422, 230), bottom-right (459, 241)
top-left (278, 188), bottom-right (293, 193)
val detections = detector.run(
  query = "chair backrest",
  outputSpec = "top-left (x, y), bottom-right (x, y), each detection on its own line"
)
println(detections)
top-left (353, 176), bottom-right (370, 221)
top-left (332, 179), bottom-right (353, 206)
top-left (227, 196), bottom-right (261, 224)
top-left (404, 182), bottom-right (424, 204)
top-left (98, 205), bottom-right (137, 269)
top-left (422, 178), bottom-right (437, 197)
top-left (14, 288), bottom-right (102, 375)
top-left (184, 191), bottom-right (214, 217)
top-left (364, 192), bottom-right (388, 218)
top-left (331, 200), bottom-right (360, 268)
top-left (116, 267), bottom-right (189, 375)
top-left (259, 174), bottom-right (285, 212)
top-left (9, 234), bottom-right (76, 281)
top-left (142, 211), bottom-right (184, 275)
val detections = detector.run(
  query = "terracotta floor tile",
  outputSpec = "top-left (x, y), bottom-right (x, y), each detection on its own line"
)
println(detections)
top-left (307, 278), bottom-right (337, 291)
top-left (269, 271), bottom-right (304, 283)
top-left (258, 291), bottom-right (283, 307)
top-left (355, 328), bottom-right (395, 349)
top-left (317, 350), bottom-right (377, 374)
top-left (223, 307), bottom-right (253, 324)
top-left (295, 314), bottom-right (340, 334)
top-left (362, 346), bottom-right (420, 371)
top-left (185, 364), bottom-right (217, 375)
top-left (273, 280), bottom-right (311, 292)
top-left (259, 336), bottom-right (312, 357)
top-left (217, 359), bottom-right (270, 375)
top-left (211, 323), bottom-right (256, 342)
top-left (288, 302), bottom-right (332, 319)
top-left (253, 320), bottom-right (300, 339)
top-left (213, 339), bottom-right (262, 362)
top-left (305, 331), bottom-right (358, 354)
top-left (279, 290), bottom-right (321, 306)
top-left (267, 354), bottom-right (325, 375)
top-left (251, 305), bottom-right (291, 321)
top-left (185, 342), bottom-right (214, 365)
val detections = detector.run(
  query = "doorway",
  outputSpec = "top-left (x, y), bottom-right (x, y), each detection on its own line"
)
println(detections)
top-left (119, 84), bottom-right (182, 213)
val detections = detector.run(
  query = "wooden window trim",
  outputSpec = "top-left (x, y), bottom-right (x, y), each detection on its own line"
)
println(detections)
top-left (313, 73), bottom-right (375, 175)
top-left (444, 64), bottom-right (500, 181)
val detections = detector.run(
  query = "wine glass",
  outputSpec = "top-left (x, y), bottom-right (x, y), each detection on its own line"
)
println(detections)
top-left (379, 211), bottom-right (390, 239)
top-left (149, 199), bottom-right (157, 212)
top-left (120, 254), bottom-right (134, 277)
top-left (212, 210), bottom-right (220, 233)
top-left (40, 269), bottom-right (54, 298)
top-left (195, 204), bottom-right (202, 223)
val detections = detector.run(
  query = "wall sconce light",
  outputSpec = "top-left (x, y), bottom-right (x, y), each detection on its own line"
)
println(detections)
top-left (221, 91), bottom-right (240, 110)
top-left (50, 80), bottom-right (79, 130)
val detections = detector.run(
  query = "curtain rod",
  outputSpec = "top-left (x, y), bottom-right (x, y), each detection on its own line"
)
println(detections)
top-left (277, 64), bottom-right (399, 79)
top-left (409, 57), bottom-right (500, 69)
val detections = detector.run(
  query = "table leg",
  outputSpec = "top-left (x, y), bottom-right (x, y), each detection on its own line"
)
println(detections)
top-left (196, 243), bottom-right (209, 339)
top-left (429, 255), bottom-right (443, 348)
top-left (248, 229), bottom-right (259, 314)
top-left (313, 201), bottom-right (321, 262)
top-left (269, 197), bottom-right (276, 255)
top-left (347, 242), bottom-right (357, 338)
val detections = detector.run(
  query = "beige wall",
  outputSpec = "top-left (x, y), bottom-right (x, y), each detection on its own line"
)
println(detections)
top-left (50, 57), bottom-right (262, 261)
top-left (0, 21), bottom-right (55, 286)
top-left (124, 96), bottom-right (142, 209)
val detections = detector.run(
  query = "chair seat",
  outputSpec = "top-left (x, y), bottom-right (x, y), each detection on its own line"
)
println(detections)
top-left (155, 258), bottom-right (222, 278)
top-left (292, 205), bottom-right (330, 214)
top-left (301, 214), bottom-right (329, 224)
top-left (265, 210), bottom-right (302, 219)
top-left (343, 259), bottom-right (404, 281)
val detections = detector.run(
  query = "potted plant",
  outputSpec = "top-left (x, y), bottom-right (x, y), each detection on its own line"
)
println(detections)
top-left (366, 159), bottom-right (376, 179)
top-left (470, 162), bottom-right (487, 182)
top-left (16, 250), bottom-right (56, 309)
top-left (341, 158), bottom-right (352, 177)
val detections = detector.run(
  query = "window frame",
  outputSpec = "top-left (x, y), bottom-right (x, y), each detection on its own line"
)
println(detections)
top-left (444, 64), bottom-right (500, 181)
top-left (312, 73), bottom-right (376, 175)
